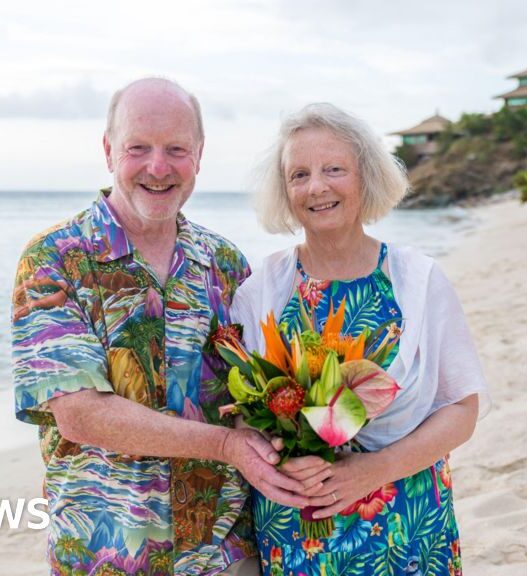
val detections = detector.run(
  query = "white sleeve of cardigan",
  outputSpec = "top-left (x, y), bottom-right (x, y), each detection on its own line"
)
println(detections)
top-left (427, 262), bottom-right (491, 418)
top-left (230, 275), bottom-right (261, 352)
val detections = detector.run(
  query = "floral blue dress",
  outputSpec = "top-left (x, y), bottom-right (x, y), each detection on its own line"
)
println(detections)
top-left (252, 244), bottom-right (463, 576)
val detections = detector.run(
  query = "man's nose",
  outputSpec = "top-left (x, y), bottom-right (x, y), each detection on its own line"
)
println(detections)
top-left (148, 150), bottom-right (172, 179)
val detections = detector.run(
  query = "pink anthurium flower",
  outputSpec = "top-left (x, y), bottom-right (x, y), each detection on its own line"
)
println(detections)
top-left (340, 359), bottom-right (400, 419)
top-left (302, 385), bottom-right (366, 447)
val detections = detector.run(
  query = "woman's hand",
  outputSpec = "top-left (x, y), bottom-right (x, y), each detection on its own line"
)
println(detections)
top-left (304, 451), bottom-right (388, 519)
top-left (279, 454), bottom-right (333, 488)
top-left (269, 437), bottom-right (333, 490)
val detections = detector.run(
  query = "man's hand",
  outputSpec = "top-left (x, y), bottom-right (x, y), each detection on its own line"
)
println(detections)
top-left (222, 428), bottom-right (310, 508)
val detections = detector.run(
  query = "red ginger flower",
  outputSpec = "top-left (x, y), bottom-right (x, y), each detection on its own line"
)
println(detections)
top-left (270, 546), bottom-right (282, 564)
top-left (340, 483), bottom-right (398, 520)
top-left (301, 538), bottom-right (324, 560)
top-left (267, 382), bottom-right (305, 418)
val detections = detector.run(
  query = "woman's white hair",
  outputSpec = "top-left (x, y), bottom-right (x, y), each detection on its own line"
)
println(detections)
top-left (254, 103), bottom-right (409, 233)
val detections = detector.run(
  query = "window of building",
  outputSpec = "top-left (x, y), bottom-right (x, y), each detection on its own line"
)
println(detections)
top-left (507, 97), bottom-right (527, 106)
top-left (403, 134), bottom-right (428, 145)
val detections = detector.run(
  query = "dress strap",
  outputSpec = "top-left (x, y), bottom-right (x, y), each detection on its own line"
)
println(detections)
top-left (376, 243), bottom-right (388, 269)
top-left (296, 258), bottom-right (309, 281)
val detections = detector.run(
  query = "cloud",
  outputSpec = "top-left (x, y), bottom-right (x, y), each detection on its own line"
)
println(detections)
top-left (0, 81), bottom-right (109, 120)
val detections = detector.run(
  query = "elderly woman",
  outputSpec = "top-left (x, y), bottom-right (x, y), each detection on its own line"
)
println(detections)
top-left (231, 103), bottom-right (489, 575)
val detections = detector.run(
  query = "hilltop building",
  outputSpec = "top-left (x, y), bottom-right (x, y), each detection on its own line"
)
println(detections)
top-left (494, 69), bottom-right (527, 108)
top-left (390, 113), bottom-right (451, 160)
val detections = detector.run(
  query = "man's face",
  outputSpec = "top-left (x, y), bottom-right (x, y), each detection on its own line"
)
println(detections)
top-left (104, 84), bottom-right (203, 225)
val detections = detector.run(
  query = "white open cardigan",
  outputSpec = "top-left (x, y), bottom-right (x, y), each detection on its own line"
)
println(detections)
top-left (230, 244), bottom-right (490, 451)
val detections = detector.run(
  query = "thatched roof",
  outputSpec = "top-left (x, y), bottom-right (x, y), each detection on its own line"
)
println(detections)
top-left (507, 68), bottom-right (527, 80)
top-left (389, 114), bottom-right (451, 136)
top-left (494, 85), bottom-right (527, 100)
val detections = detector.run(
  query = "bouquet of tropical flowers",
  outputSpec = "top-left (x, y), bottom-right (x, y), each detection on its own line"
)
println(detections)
top-left (207, 296), bottom-right (402, 538)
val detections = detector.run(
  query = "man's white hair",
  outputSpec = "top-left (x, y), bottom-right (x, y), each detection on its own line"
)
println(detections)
top-left (105, 76), bottom-right (204, 143)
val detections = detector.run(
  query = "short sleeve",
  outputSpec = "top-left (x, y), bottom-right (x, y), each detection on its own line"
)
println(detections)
top-left (12, 240), bottom-right (113, 424)
top-left (427, 263), bottom-right (491, 417)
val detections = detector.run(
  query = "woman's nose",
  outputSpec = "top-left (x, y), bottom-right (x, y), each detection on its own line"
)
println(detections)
top-left (308, 173), bottom-right (328, 195)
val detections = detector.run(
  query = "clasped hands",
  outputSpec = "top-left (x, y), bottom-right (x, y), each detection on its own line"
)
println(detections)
top-left (224, 428), bottom-right (385, 519)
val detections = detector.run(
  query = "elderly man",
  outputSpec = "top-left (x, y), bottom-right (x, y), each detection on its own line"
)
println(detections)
top-left (11, 78), bottom-right (307, 576)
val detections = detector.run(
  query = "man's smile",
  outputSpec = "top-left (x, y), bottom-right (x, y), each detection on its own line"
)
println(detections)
top-left (139, 183), bottom-right (176, 194)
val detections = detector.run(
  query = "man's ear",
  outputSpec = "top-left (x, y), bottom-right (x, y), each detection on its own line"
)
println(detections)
top-left (195, 139), bottom-right (205, 174)
top-left (103, 133), bottom-right (113, 172)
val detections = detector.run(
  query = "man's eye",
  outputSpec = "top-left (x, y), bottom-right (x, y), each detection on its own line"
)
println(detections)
top-left (128, 146), bottom-right (148, 155)
top-left (169, 147), bottom-right (187, 156)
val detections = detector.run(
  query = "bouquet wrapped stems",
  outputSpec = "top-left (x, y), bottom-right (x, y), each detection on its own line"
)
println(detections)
top-left (300, 507), bottom-right (335, 539)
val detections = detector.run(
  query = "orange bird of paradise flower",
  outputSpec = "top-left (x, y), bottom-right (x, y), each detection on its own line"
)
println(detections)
top-left (260, 313), bottom-right (293, 374)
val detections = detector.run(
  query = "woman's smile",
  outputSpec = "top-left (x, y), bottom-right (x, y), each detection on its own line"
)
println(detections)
top-left (308, 201), bottom-right (340, 212)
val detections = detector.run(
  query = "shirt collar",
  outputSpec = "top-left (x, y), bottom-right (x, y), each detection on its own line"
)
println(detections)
top-left (91, 189), bottom-right (211, 268)
top-left (175, 212), bottom-right (211, 269)
top-left (91, 189), bottom-right (134, 263)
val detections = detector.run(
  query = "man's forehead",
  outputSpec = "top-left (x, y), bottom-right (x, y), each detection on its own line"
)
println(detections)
top-left (113, 83), bottom-right (199, 140)
top-left (118, 83), bottom-right (194, 119)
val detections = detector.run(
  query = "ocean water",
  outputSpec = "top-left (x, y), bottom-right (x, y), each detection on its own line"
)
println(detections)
top-left (0, 190), bottom-right (478, 401)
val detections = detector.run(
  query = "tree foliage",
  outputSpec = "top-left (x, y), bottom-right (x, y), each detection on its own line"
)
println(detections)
top-left (394, 143), bottom-right (419, 169)
top-left (513, 170), bottom-right (527, 203)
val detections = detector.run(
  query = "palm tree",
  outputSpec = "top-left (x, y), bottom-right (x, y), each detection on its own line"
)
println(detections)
top-left (54, 535), bottom-right (94, 569)
top-left (115, 317), bottom-right (164, 406)
top-left (193, 486), bottom-right (218, 505)
top-left (149, 550), bottom-right (173, 574)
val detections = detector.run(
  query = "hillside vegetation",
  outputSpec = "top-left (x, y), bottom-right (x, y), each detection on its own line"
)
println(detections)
top-left (398, 108), bottom-right (527, 207)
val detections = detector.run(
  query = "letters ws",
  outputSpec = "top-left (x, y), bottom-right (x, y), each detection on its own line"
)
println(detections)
top-left (0, 498), bottom-right (50, 530)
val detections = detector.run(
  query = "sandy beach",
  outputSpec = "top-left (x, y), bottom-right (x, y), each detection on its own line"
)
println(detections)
top-left (1, 197), bottom-right (526, 575)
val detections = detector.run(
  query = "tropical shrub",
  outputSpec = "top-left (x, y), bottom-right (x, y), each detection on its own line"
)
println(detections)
top-left (512, 170), bottom-right (527, 203)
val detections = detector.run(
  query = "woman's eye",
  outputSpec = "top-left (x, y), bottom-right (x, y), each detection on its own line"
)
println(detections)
top-left (291, 171), bottom-right (307, 180)
top-left (327, 166), bottom-right (342, 174)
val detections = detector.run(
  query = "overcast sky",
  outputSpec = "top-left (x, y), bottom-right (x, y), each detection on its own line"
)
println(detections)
top-left (1, 0), bottom-right (526, 192)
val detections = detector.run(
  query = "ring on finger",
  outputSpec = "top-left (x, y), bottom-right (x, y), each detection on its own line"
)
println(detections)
top-left (331, 491), bottom-right (338, 504)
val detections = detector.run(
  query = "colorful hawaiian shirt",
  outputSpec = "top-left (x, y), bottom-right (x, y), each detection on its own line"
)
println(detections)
top-left (12, 191), bottom-right (256, 576)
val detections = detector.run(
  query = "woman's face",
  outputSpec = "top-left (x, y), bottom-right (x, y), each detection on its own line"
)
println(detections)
top-left (282, 127), bottom-right (362, 236)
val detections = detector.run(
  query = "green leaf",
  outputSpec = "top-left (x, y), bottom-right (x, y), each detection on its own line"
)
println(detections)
top-left (263, 375), bottom-right (290, 395)
top-left (283, 435), bottom-right (297, 450)
top-left (277, 417), bottom-right (297, 433)
top-left (320, 350), bottom-right (342, 395)
top-left (307, 379), bottom-right (326, 406)
top-left (251, 354), bottom-right (286, 380)
top-left (246, 414), bottom-right (276, 430)
top-left (227, 367), bottom-right (262, 402)
top-left (217, 346), bottom-right (254, 380)
top-left (295, 352), bottom-right (311, 389)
